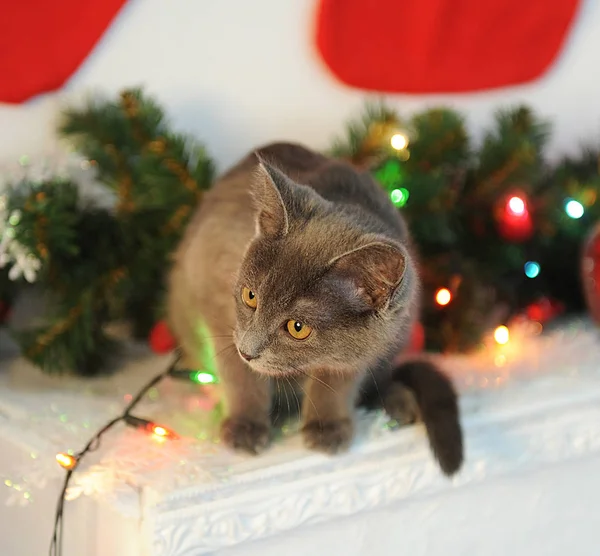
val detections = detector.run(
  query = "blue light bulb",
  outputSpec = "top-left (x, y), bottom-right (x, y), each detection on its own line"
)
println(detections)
top-left (524, 261), bottom-right (540, 279)
top-left (565, 199), bottom-right (584, 219)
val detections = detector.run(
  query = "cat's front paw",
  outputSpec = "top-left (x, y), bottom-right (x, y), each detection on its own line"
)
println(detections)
top-left (302, 418), bottom-right (354, 454)
top-left (220, 417), bottom-right (270, 455)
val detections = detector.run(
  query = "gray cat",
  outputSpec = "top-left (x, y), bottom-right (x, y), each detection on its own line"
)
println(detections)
top-left (167, 143), bottom-right (463, 475)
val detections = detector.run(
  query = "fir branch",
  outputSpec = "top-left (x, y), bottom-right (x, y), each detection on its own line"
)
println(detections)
top-left (161, 204), bottom-right (192, 235)
top-left (475, 105), bottom-right (549, 197)
top-left (19, 266), bottom-right (128, 373)
top-left (329, 101), bottom-right (403, 167)
top-left (25, 305), bottom-right (83, 358)
top-left (5, 94), bottom-right (599, 368)
top-left (408, 108), bottom-right (470, 172)
top-left (334, 100), bottom-right (599, 352)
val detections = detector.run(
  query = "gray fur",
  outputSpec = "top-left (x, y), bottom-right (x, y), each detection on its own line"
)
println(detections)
top-left (167, 142), bottom-right (462, 474)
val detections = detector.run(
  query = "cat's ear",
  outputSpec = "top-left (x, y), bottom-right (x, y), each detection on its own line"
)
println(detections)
top-left (328, 240), bottom-right (407, 310)
top-left (251, 156), bottom-right (296, 239)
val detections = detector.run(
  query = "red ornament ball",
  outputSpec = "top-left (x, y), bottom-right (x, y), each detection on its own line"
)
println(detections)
top-left (525, 298), bottom-right (564, 323)
top-left (582, 223), bottom-right (600, 325)
top-left (149, 320), bottom-right (177, 354)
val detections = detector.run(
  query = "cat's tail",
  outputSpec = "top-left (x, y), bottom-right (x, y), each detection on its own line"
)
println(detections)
top-left (391, 359), bottom-right (463, 476)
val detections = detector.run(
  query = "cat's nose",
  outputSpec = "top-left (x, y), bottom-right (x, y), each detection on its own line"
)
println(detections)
top-left (239, 351), bottom-right (255, 362)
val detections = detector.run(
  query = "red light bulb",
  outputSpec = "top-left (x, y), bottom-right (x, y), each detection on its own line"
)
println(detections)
top-left (507, 196), bottom-right (526, 216)
top-left (124, 415), bottom-right (179, 440)
top-left (498, 193), bottom-right (533, 242)
top-left (149, 423), bottom-right (178, 440)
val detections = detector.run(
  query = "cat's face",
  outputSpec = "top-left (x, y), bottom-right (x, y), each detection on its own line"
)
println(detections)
top-left (232, 161), bottom-right (414, 377)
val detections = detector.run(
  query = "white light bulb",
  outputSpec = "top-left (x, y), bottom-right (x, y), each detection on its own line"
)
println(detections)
top-left (390, 133), bottom-right (408, 151)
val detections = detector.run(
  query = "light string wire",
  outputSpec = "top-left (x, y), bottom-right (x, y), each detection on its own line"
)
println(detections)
top-left (49, 348), bottom-right (183, 556)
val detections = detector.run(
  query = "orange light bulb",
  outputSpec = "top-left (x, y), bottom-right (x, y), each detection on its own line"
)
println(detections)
top-left (435, 288), bottom-right (452, 306)
top-left (494, 325), bottom-right (510, 345)
top-left (152, 426), bottom-right (168, 437)
top-left (56, 453), bottom-right (77, 470)
top-left (149, 423), bottom-right (177, 440)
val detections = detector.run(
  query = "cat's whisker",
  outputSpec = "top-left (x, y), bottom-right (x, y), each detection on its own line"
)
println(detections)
top-left (296, 368), bottom-right (337, 395)
top-left (285, 376), bottom-right (301, 415)
top-left (291, 375), bottom-right (320, 424)
top-left (210, 343), bottom-right (237, 362)
top-left (366, 367), bottom-right (384, 407)
top-left (272, 380), bottom-right (282, 420)
top-left (201, 334), bottom-right (234, 341)
top-left (282, 378), bottom-right (291, 418)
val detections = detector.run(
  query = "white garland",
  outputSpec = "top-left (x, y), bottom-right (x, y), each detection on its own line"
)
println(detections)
top-left (0, 152), bottom-right (91, 284)
top-left (0, 201), bottom-right (42, 283)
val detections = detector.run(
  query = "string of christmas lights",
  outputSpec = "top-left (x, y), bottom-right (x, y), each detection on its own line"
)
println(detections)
top-left (331, 102), bottom-right (600, 353)
top-left (3, 94), bottom-right (598, 371)
top-left (48, 348), bottom-right (209, 556)
top-left (427, 187), bottom-right (576, 349)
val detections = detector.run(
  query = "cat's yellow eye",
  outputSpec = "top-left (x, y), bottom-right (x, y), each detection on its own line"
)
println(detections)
top-left (286, 320), bottom-right (312, 340)
top-left (241, 287), bottom-right (257, 309)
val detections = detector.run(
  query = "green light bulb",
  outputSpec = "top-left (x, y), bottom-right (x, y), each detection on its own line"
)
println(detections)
top-left (390, 188), bottom-right (409, 207)
top-left (191, 371), bottom-right (217, 384)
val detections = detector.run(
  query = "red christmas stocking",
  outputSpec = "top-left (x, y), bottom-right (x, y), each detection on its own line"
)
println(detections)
top-left (0, 0), bottom-right (127, 104)
top-left (315, 0), bottom-right (581, 93)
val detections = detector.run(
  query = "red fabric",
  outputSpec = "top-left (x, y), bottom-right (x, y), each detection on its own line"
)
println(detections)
top-left (315, 0), bottom-right (581, 93)
top-left (0, 0), bottom-right (127, 104)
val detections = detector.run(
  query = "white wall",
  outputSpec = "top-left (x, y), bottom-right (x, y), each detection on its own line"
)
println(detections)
top-left (1, 0), bottom-right (599, 174)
